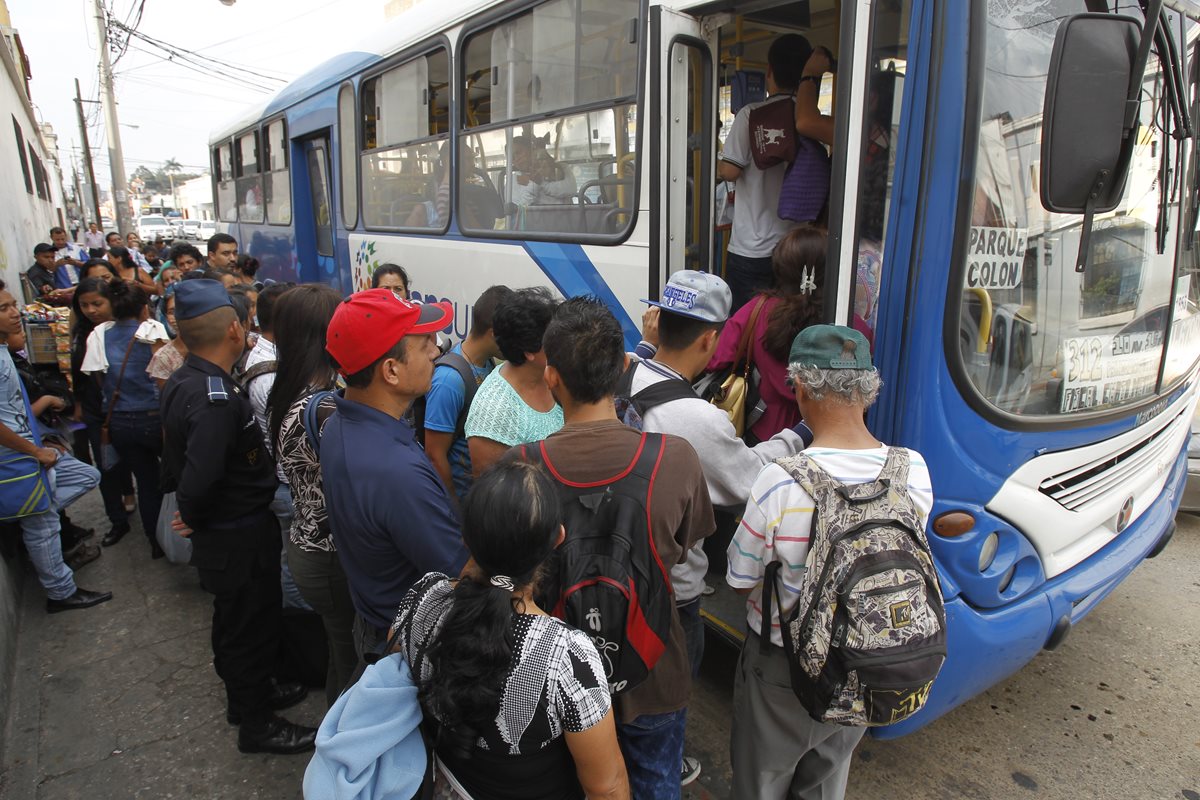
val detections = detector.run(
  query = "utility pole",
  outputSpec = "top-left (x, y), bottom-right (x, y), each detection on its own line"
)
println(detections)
top-left (92, 0), bottom-right (133, 235)
top-left (74, 78), bottom-right (103, 229)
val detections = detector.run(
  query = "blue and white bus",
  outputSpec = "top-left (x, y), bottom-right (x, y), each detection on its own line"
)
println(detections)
top-left (210, 0), bottom-right (1200, 735)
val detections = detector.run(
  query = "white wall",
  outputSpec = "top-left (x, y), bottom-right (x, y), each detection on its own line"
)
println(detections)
top-left (0, 26), bottom-right (67, 298)
top-left (177, 174), bottom-right (214, 220)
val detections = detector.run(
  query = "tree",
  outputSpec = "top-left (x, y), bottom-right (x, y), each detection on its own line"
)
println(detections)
top-left (163, 158), bottom-right (182, 211)
top-left (128, 160), bottom-right (199, 195)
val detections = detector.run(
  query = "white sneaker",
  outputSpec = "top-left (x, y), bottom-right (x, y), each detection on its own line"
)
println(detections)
top-left (681, 755), bottom-right (702, 786)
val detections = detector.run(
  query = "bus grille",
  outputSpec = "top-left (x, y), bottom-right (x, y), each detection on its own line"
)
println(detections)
top-left (1038, 410), bottom-right (1187, 511)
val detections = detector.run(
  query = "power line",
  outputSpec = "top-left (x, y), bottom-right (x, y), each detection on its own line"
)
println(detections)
top-left (108, 18), bottom-right (291, 91)
top-left (116, 38), bottom-right (280, 93)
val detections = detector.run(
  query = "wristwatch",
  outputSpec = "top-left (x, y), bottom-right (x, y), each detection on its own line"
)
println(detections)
top-left (799, 75), bottom-right (822, 86)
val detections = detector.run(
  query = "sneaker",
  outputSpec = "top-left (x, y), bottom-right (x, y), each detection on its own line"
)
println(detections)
top-left (681, 755), bottom-right (702, 786)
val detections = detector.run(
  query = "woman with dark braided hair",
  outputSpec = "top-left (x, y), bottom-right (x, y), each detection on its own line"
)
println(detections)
top-left (392, 460), bottom-right (628, 800)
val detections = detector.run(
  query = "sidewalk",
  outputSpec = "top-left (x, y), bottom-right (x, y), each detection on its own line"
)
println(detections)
top-left (0, 489), bottom-right (722, 800)
top-left (0, 491), bottom-right (322, 799)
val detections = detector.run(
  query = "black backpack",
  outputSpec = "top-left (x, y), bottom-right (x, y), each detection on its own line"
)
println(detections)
top-left (408, 351), bottom-right (479, 445)
top-left (613, 361), bottom-right (698, 431)
top-left (522, 432), bottom-right (675, 696)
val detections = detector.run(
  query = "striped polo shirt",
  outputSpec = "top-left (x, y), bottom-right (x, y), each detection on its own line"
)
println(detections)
top-left (726, 445), bottom-right (934, 647)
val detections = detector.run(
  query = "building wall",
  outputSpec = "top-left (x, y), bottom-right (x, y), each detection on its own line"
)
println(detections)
top-left (0, 1), bottom-right (66, 765)
top-left (177, 174), bottom-right (215, 221)
top-left (0, 16), bottom-right (66, 298)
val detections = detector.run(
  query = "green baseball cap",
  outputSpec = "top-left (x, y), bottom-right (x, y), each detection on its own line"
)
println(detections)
top-left (789, 325), bottom-right (873, 370)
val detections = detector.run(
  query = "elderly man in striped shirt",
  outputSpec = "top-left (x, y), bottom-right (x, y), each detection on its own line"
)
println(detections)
top-left (726, 324), bottom-right (935, 800)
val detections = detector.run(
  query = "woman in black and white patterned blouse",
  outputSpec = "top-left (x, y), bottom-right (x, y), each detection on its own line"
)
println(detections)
top-left (393, 460), bottom-right (629, 800)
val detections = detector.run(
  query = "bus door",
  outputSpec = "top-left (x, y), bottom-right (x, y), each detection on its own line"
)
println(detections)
top-left (293, 133), bottom-right (339, 290)
top-left (666, 1), bottom-right (917, 646)
top-left (655, 7), bottom-right (715, 295)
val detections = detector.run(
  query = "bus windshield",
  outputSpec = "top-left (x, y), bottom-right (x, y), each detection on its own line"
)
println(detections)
top-left (954, 1), bottom-right (1200, 419)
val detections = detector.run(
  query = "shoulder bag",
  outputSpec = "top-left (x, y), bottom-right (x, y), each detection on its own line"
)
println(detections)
top-left (0, 380), bottom-right (52, 521)
top-left (98, 334), bottom-right (138, 472)
top-left (710, 296), bottom-right (769, 437)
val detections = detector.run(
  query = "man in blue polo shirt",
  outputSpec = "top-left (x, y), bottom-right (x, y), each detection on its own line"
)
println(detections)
top-left (321, 289), bottom-right (468, 658)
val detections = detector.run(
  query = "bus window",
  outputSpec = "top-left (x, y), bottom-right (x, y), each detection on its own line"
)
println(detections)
top-left (1163, 30), bottom-right (1200, 388)
top-left (954, 2), bottom-right (1183, 418)
top-left (236, 130), bottom-right (264, 224)
top-left (460, 0), bottom-right (640, 238)
top-left (338, 83), bottom-right (358, 229)
top-left (215, 142), bottom-right (236, 223)
top-left (263, 118), bottom-right (291, 226)
top-left (361, 48), bottom-right (450, 231)
top-left (668, 39), bottom-right (711, 273)
top-left (849, 2), bottom-right (909, 343)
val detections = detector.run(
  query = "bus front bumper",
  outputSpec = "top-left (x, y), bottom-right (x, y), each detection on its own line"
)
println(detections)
top-left (872, 445), bottom-right (1186, 739)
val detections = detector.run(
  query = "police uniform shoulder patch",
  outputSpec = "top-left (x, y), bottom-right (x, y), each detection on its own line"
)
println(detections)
top-left (206, 376), bottom-right (230, 405)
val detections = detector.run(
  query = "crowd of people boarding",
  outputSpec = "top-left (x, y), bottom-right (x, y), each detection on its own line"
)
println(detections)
top-left (0, 34), bottom-right (946, 800)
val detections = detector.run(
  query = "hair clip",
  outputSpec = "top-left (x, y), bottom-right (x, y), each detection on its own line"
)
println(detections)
top-left (489, 575), bottom-right (515, 591)
top-left (799, 267), bottom-right (817, 295)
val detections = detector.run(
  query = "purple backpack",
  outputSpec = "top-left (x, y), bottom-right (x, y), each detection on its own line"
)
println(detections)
top-left (778, 135), bottom-right (831, 223)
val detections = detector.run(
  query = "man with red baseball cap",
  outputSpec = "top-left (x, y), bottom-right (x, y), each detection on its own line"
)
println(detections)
top-left (319, 289), bottom-right (469, 659)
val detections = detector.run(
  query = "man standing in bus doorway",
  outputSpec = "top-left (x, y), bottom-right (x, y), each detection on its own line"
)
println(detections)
top-left (206, 233), bottom-right (239, 273)
top-left (718, 34), bottom-right (812, 311)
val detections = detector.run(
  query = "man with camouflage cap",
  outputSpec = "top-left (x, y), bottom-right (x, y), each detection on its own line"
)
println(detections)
top-left (725, 325), bottom-right (935, 799)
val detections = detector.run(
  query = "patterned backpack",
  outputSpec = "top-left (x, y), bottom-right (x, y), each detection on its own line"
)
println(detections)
top-left (761, 447), bottom-right (946, 726)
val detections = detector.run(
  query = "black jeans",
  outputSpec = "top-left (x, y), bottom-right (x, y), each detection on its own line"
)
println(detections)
top-left (194, 513), bottom-right (282, 725)
top-left (108, 411), bottom-right (163, 543)
top-left (725, 250), bottom-right (775, 312)
top-left (83, 415), bottom-right (132, 527)
top-left (677, 598), bottom-right (704, 679)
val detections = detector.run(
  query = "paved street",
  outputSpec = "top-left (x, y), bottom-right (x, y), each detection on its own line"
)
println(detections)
top-left (0, 490), bottom-right (1197, 799)
top-left (686, 514), bottom-right (1200, 800)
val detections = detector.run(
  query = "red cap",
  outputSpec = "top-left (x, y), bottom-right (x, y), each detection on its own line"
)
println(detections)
top-left (326, 289), bottom-right (453, 376)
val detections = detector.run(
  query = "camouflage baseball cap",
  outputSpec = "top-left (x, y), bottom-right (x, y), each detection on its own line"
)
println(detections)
top-left (789, 324), bottom-right (873, 370)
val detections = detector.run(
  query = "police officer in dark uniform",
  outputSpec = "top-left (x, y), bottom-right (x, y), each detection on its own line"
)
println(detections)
top-left (160, 280), bottom-right (316, 755)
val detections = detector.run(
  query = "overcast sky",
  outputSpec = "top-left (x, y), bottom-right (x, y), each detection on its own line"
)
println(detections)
top-left (10, 0), bottom-right (383, 188)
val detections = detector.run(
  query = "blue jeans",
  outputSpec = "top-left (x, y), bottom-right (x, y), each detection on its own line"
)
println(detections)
top-left (108, 412), bottom-right (163, 543)
top-left (20, 453), bottom-right (101, 600)
top-left (270, 483), bottom-right (311, 611)
top-left (616, 708), bottom-right (688, 800)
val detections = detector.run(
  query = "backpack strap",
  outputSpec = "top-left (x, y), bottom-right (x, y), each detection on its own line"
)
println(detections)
top-left (875, 446), bottom-right (911, 489)
top-left (775, 452), bottom-right (835, 500)
top-left (303, 390), bottom-right (335, 455)
top-left (242, 359), bottom-right (277, 386)
top-left (613, 360), bottom-right (638, 401)
top-left (760, 560), bottom-right (794, 655)
top-left (433, 351), bottom-right (479, 439)
top-left (630, 377), bottom-right (697, 417)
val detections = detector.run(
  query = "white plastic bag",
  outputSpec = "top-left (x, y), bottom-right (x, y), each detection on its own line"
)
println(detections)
top-left (155, 491), bottom-right (192, 565)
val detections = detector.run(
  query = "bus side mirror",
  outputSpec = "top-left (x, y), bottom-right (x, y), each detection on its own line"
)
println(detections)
top-left (1040, 13), bottom-right (1142, 216)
